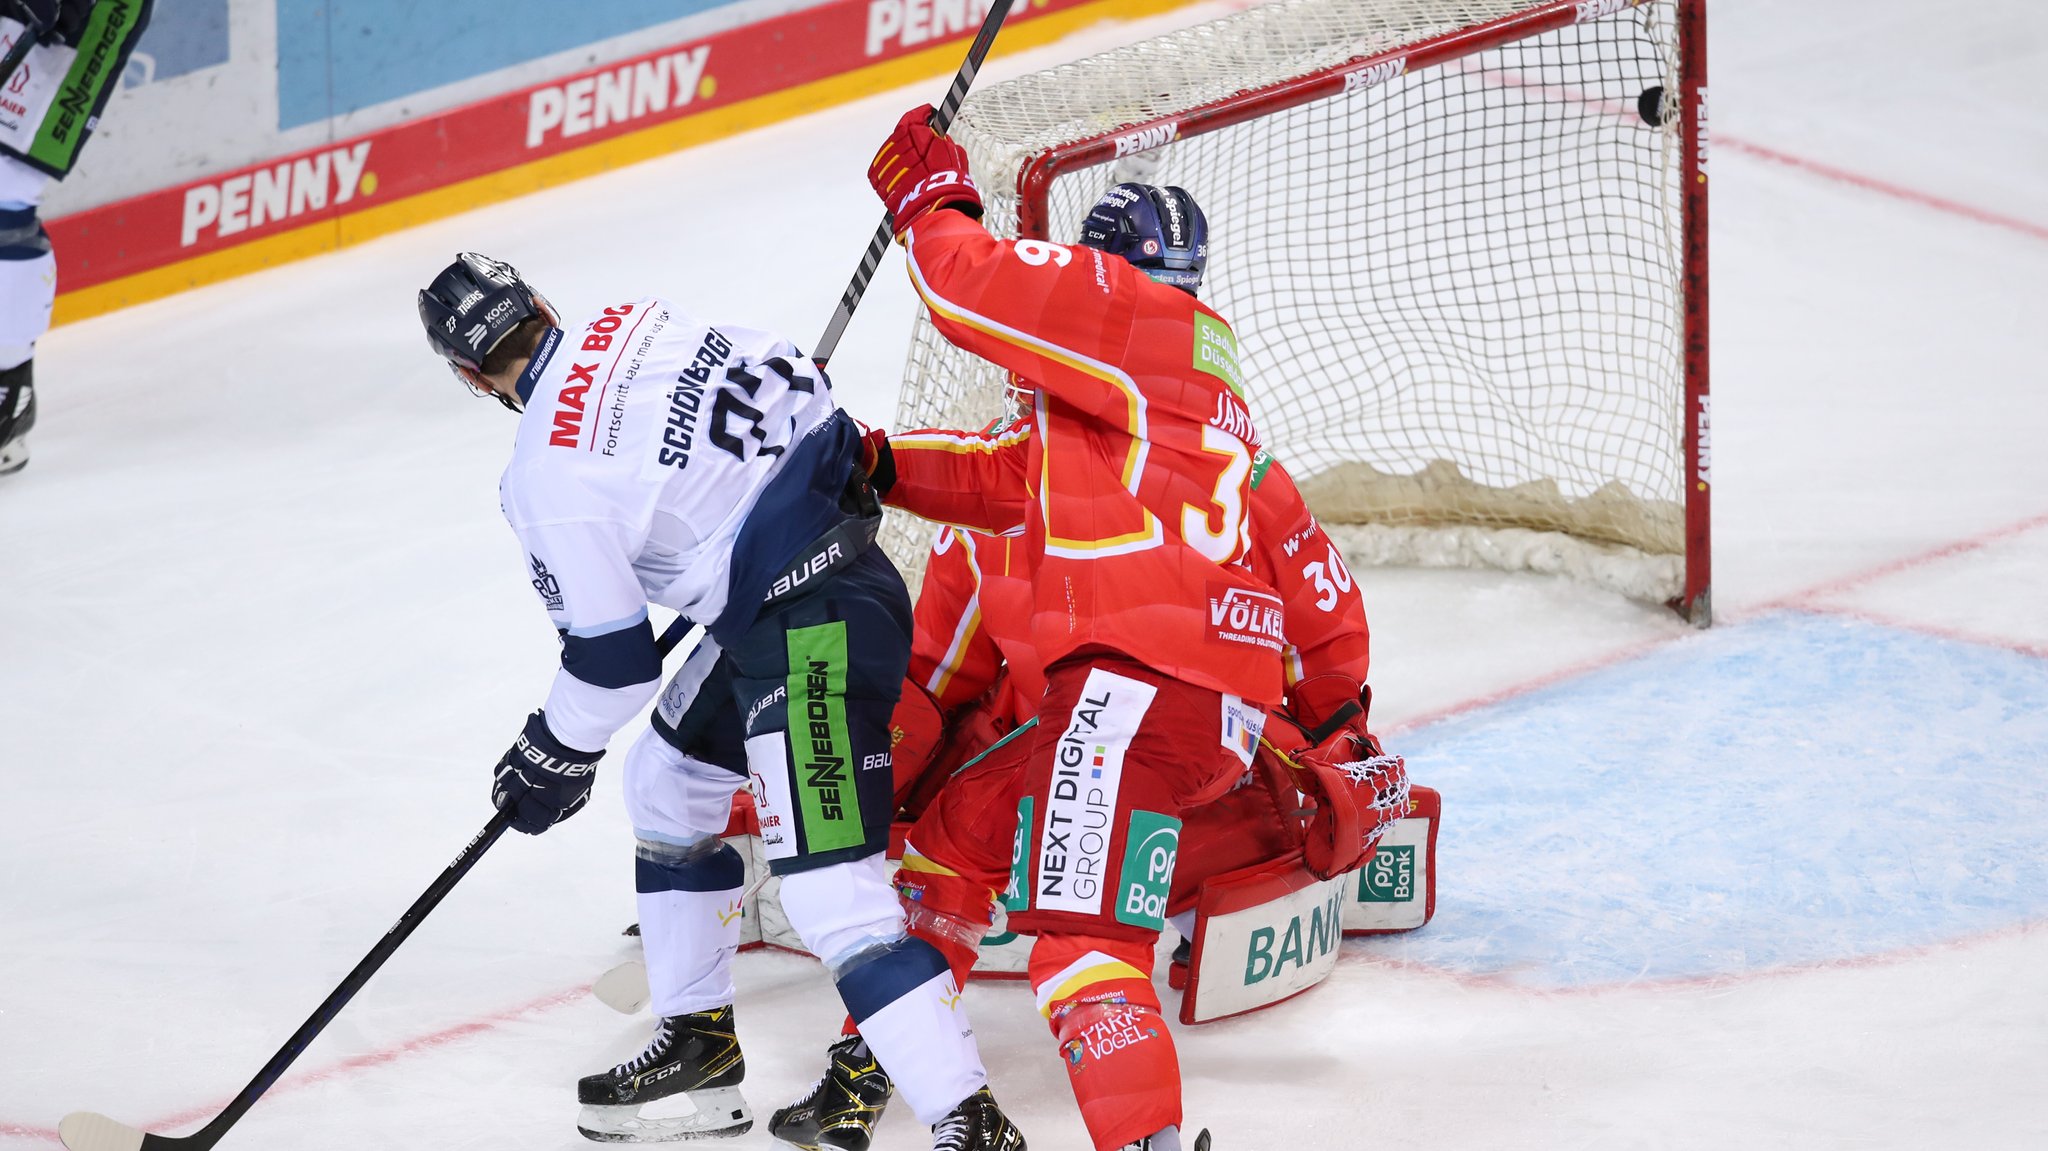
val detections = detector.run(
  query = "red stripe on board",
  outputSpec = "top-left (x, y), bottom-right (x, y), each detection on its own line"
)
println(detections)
top-left (0, 1124), bottom-right (61, 1145)
top-left (1722, 136), bottom-right (2048, 244)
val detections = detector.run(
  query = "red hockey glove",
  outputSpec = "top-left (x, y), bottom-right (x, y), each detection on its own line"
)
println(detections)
top-left (854, 420), bottom-right (896, 499)
top-left (888, 677), bottom-right (947, 810)
top-left (1272, 673), bottom-right (1372, 755)
top-left (868, 104), bottom-right (983, 237)
top-left (1285, 730), bottom-right (1409, 881)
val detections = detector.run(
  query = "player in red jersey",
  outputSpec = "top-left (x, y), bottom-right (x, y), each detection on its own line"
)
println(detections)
top-left (781, 103), bottom-right (1358, 1151)
top-left (772, 403), bottom-right (1407, 1150)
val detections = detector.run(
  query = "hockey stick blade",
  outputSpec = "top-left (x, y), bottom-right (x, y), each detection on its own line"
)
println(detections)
top-left (810, 0), bottom-right (1016, 368)
top-left (593, 960), bottom-right (651, 1015)
top-left (57, 1113), bottom-right (147, 1151)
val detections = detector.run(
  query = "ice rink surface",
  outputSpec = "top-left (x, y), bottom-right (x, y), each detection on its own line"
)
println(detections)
top-left (4, 1), bottom-right (2047, 1148)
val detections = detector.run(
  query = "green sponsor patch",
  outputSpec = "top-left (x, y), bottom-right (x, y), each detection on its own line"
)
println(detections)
top-left (1116, 810), bottom-right (1182, 930)
top-left (1003, 795), bottom-right (1034, 912)
top-left (29, 0), bottom-right (144, 173)
top-left (784, 622), bottom-right (863, 853)
top-left (1248, 448), bottom-right (1275, 490)
top-left (1192, 314), bottom-right (1243, 396)
top-left (1357, 844), bottom-right (1416, 903)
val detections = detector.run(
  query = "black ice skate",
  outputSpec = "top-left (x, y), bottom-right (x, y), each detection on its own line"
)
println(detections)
top-left (930, 1086), bottom-right (1025, 1151)
top-left (767, 1034), bottom-right (894, 1150)
top-left (0, 360), bottom-right (35, 477)
top-left (576, 1006), bottom-right (751, 1142)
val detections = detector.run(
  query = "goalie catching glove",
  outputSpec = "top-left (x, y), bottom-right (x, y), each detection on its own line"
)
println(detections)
top-left (1272, 675), bottom-right (1411, 880)
top-left (493, 710), bottom-right (603, 835)
top-left (867, 104), bottom-right (983, 237)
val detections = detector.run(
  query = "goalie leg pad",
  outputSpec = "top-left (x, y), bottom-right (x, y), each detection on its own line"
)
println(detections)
top-left (1031, 933), bottom-right (1181, 1151)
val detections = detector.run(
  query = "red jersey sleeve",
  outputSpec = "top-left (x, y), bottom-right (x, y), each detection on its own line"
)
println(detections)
top-left (886, 420), bottom-right (1033, 535)
top-left (1250, 456), bottom-right (1371, 689)
top-left (909, 528), bottom-right (1005, 712)
top-left (901, 210), bottom-right (1157, 430)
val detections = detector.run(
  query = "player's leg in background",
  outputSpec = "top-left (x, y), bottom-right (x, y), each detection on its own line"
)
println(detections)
top-left (1009, 655), bottom-right (1236, 1151)
top-left (897, 731), bottom-right (1034, 989)
top-left (732, 547), bottom-right (1022, 1143)
top-left (0, 155), bottom-right (52, 476)
top-left (577, 638), bottom-right (755, 1142)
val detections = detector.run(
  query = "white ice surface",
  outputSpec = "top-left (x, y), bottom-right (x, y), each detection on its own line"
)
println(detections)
top-left (4, 2), bottom-right (2048, 1149)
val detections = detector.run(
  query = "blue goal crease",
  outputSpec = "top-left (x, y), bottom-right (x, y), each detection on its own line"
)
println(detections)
top-left (1351, 611), bottom-right (2048, 989)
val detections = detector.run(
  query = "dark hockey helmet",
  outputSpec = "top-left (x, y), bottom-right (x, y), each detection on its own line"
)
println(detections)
top-left (1077, 183), bottom-right (1208, 295)
top-left (417, 252), bottom-right (556, 409)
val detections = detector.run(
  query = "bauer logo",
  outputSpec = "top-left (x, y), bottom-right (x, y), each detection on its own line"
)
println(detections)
top-left (526, 47), bottom-right (712, 149)
top-left (1207, 584), bottom-right (1285, 653)
top-left (180, 142), bottom-right (373, 247)
top-left (1358, 845), bottom-right (1416, 903)
top-left (1038, 670), bottom-right (1155, 916)
top-left (1343, 57), bottom-right (1407, 94)
top-left (1114, 121), bottom-right (1179, 158)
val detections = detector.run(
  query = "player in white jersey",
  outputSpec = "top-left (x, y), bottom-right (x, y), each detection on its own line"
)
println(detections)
top-left (416, 254), bottom-right (1027, 1150)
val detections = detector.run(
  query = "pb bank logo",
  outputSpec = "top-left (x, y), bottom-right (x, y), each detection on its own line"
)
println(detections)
top-left (1115, 811), bottom-right (1182, 930)
top-left (1358, 845), bottom-right (1415, 904)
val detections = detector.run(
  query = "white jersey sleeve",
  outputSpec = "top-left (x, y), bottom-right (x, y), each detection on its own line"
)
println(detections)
top-left (511, 514), bottom-right (663, 753)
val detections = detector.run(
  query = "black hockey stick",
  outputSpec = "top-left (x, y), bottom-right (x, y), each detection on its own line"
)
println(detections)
top-left (0, 2), bottom-right (48, 90)
top-left (810, 0), bottom-right (1016, 369)
top-left (57, 806), bottom-right (519, 1151)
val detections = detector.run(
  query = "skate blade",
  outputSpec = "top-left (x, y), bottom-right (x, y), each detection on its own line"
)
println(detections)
top-left (577, 1086), bottom-right (753, 1142)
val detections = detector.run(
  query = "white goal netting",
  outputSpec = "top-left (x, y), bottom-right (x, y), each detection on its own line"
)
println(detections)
top-left (887, 0), bottom-right (1693, 605)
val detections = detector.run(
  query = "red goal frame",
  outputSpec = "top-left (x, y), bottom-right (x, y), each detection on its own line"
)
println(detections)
top-left (1011, 0), bottom-right (1712, 624)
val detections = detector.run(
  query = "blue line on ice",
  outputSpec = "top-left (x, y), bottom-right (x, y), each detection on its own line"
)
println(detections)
top-left (1359, 611), bottom-right (2048, 988)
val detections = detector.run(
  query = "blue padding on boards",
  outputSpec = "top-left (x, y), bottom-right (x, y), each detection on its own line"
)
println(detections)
top-left (1370, 611), bottom-right (2048, 989)
top-left (836, 937), bottom-right (950, 1025)
top-left (636, 842), bottom-right (745, 895)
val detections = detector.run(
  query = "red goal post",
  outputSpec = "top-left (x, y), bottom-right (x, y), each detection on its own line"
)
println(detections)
top-left (886, 0), bottom-right (1710, 623)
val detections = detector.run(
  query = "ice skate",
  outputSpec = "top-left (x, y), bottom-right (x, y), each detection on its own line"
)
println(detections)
top-left (0, 360), bottom-right (33, 477)
top-left (576, 1006), bottom-right (751, 1142)
top-left (767, 1034), bottom-right (894, 1150)
top-left (929, 1086), bottom-right (1025, 1151)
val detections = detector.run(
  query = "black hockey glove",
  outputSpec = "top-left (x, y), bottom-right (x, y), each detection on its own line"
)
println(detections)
top-left (10, 0), bottom-right (93, 46)
top-left (492, 710), bottom-right (602, 835)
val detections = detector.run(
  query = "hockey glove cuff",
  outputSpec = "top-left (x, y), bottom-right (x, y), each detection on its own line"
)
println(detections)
top-left (493, 710), bottom-right (603, 835)
top-left (856, 421), bottom-right (897, 500)
top-left (869, 104), bottom-right (983, 238)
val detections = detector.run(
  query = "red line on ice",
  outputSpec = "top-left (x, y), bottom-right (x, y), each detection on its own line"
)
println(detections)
top-left (1722, 136), bottom-right (2048, 244)
top-left (1760, 509), bottom-right (2048, 611)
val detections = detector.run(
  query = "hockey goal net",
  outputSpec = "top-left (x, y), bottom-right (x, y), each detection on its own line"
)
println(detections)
top-left (884, 0), bottom-right (1710, 621)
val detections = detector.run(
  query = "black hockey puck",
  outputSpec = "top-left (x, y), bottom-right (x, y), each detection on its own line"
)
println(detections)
top-left (1638, 85), bottom-right (1666, 127)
